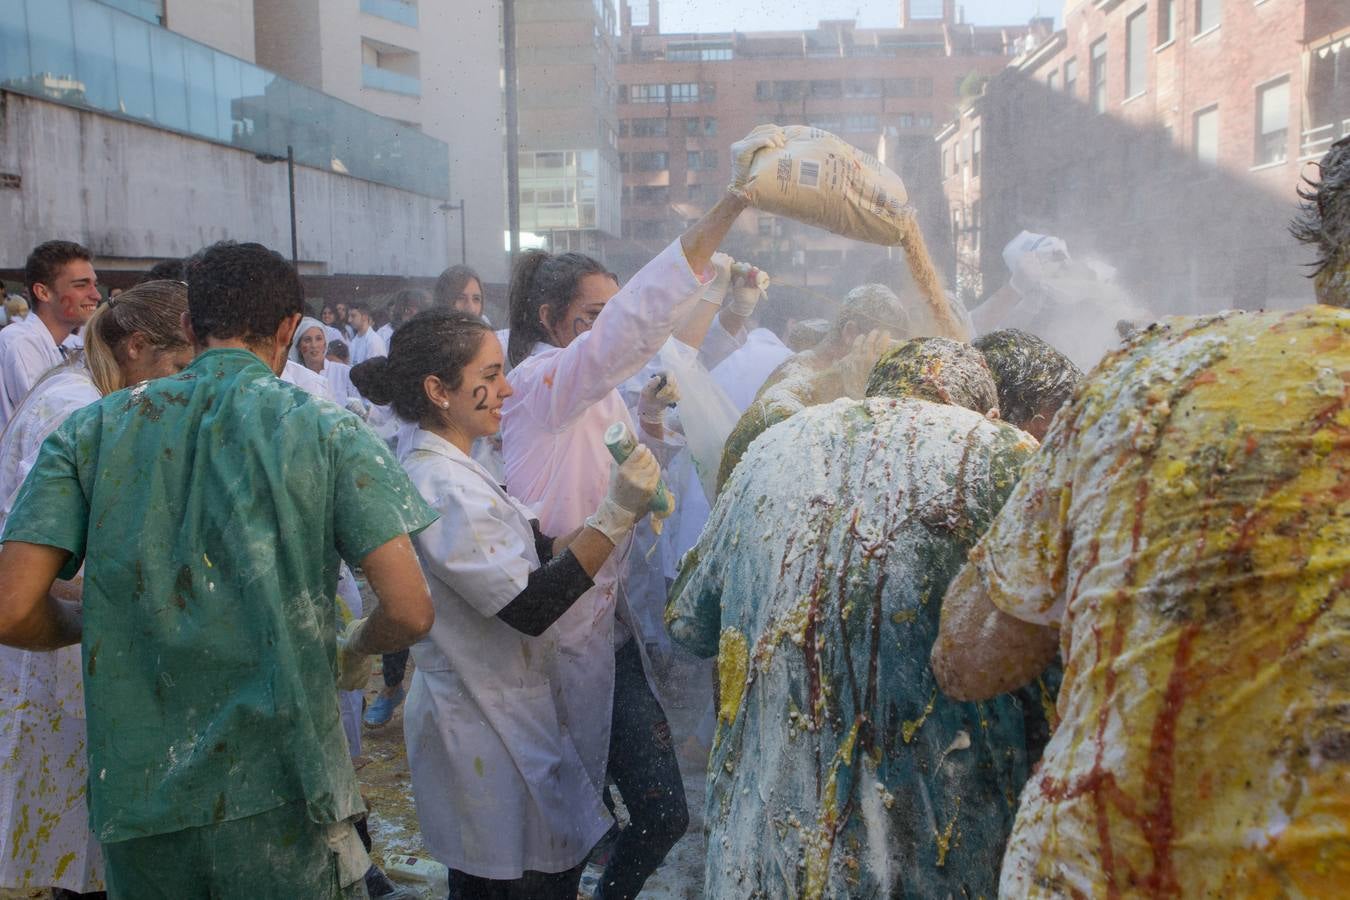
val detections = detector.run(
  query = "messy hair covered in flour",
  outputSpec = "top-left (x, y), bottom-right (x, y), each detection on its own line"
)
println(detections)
top-left (864, 337), bottom-right (997, 414)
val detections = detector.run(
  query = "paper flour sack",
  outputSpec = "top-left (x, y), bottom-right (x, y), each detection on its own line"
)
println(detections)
top-left (739, 126), bottom-right (914, 246)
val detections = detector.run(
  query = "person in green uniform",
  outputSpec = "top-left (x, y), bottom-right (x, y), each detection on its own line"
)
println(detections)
top-left (667, 338), bottom-right (1044, 899)
top-left (0, 241), bottom-right (438, 900)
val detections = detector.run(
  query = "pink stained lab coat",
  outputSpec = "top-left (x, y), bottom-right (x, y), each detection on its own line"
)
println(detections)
top-left (501, 237), bottom-right (707, 791)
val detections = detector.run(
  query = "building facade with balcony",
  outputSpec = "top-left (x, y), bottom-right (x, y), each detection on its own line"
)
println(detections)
top-left (1, 0), bottom-right (457, 282)
top-left (937, 0), bottom-right (1350, 313)
top-left (606, 0), bottom-right (1039, 308)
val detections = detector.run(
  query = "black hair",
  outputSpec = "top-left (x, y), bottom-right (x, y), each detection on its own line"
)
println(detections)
top-left (346, 299), bottom-right (371, 317)
top-left (144, 257), bottom-right (188, 283)
top-left (327, 339), bottom-right (349, 362)
top-left (183, 241), bottom-right (303, 344)
top-left (433, 265), bottom-right (483, 308)
top-left (1293, 134), bottom-right (1350, 298)
top-left (506, 250), bottom-right (610, 367)
top-left (350, 310), bottom-right (492, 423)
top-left (388, 288), bottom-right (432, 327)
top-left (973, 329), bottom-right (1081, 430)
top-left (25, 240), bottom-right (93, 299)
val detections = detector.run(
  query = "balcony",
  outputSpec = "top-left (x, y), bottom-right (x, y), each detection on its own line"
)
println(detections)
top-left (1301, 119), bottom-right (1350, 162)
top-left (0, 0), bottom-right (449, 198)
top-left (362, 64), bottom-right (421, 97)
top-left (360, 0), bottom-right (418, 27)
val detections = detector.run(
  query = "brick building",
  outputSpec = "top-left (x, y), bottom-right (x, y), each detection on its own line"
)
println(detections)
top-left (608, 0), bottom-right (1040, 310)
top-left (938, 0), bottom-right (1350, 313)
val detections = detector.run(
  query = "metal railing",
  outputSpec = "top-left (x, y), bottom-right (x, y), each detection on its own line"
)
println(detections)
top-left (1, 0), bottom-right (449, 198)
top-left (1300, 119), bottom-right (1350, 161)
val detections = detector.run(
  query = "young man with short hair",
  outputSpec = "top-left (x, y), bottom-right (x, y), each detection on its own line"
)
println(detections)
top-left (0, 240), bottom-right (438, 899)
top-left (346, 301), bottom-right (387, 366)
top-left (0, 240), bottom-right (101, 427)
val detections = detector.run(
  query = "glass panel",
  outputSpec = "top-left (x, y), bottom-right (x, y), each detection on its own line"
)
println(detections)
top-left (150, 25), bottom-right (189, 130)
top-left (72, 0), bottom-right (118, 110)
top-left (183, 39), bottom-right (217, 137)
top-left (0, 0), bottom-right (31, 87)
top-left (111, 12), bottom-right (154, 120)
top-left (25, 0), bottom-right (76, 82)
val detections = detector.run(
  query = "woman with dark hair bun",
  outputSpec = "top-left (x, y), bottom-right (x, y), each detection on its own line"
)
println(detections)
top-left (354, 310), bottom-right (662, 898)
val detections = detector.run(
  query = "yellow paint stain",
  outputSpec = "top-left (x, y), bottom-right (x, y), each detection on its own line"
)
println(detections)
top-left (717, 628), bottom-right (749, 729)
top-left (901, 687), bottom-right (937, 743)
top-left (935, 797), bottom-right (961, 867)
top-left (473, 757), bottom-right (484, 777)
top-left (52, 851), bottom-right (76, 880)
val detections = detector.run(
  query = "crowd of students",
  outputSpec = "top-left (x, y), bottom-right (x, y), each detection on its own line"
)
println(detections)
top-left (0, 127), bottom-right (1345, 900)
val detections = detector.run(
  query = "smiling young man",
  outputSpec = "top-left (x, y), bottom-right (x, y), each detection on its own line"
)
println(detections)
top-left (0, 241), bottom-right (101, 427)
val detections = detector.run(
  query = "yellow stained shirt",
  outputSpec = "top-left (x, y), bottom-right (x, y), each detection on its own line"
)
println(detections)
top-left (967, 308), bottom-right (1350, 898)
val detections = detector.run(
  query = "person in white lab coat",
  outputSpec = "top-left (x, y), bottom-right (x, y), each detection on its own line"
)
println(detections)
top-left (0, 241), bottom-right (102, 429)
top-left (346, 301), bottom-right (388, 366)
top-left (500, 125), bottom-right (784, 900)
top-left (0, 280), bottom-right (193, 897)
top-left (709, 324), bottom-right (793, 414)
top-left (355, 310), bottom-right (661, 899)
top-left (289, 316), bottom-right (368, 415)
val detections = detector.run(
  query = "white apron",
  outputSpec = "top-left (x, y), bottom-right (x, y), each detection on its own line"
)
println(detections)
top-left (0, 366), bottom-right (103, 891)
top-left (400, 429), bottom-right (609, 879)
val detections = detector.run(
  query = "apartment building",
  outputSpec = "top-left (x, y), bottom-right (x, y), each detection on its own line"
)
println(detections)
top-left (253, 0), bottom-right (508, 280)
top-left (938, 0), bottom-right (1350, 311)
top-left (607, 0), bottom-right (1035, 299)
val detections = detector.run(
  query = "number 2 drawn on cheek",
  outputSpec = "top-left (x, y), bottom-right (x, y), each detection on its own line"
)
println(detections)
top-left (473, 386), bottom-right (489, 411)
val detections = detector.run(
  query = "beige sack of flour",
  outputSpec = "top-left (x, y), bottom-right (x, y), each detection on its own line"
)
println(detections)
top-left (738, 125), bottom-right (968, 340)
top-left (739, 126), bottom-right (914, 246)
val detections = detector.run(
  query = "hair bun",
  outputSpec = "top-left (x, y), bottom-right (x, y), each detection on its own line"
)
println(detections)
top-left (349, 355), bottom-right (394, 406)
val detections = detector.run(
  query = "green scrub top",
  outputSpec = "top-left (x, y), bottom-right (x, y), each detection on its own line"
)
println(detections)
top-left (3, 348), bottom-right (437, 843)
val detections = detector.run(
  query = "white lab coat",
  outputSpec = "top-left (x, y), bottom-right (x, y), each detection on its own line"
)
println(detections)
top-left (400, 429), bottom-right (609, 879)
top-left (281, 359), bottom-right (336, 401)
top-left (320, 360), bottom-right (365, 412)
top-left (501, 237), bottom-right (706, 791)
top-left (0, 314), bottom-right (66, 429)
top-left (0, 364), bottom-right (103, 892)
top-left (710, 327), bottom-right (794, 413)
top-left (377, 322), bottom-right (394, 345)
top-left (348, 328), bottom-right (388, 366)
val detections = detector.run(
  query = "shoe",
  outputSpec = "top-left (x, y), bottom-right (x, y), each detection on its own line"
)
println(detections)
top-left (363, 687), bottom-right (406, 727)
top-left (364, 864), bottom-right (419, 899)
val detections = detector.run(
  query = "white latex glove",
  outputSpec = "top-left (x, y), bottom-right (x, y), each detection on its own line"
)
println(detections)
top-left (638, 371), bottom-right (680, 425)
top-left (336, 617), bottom-right (373, 691)
top-left (728, 263), bottom-right (771, 317)
top-left (835, 329), bottom-right (893, 398)
top-left (586, 445), bottom-right (661, 544)
top-left (701, 252), bottom-right (733, 306)
top-left (729, 125), bottom-right (788, 201)
top-left (344, 398), bottom-right (369, 419)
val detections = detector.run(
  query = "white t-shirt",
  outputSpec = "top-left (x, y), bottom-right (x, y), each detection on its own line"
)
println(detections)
top-left (348, 328), bottom-right (388, 366)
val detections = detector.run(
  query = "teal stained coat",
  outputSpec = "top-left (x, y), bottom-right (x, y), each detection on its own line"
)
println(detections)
top-left (3, 349), bottom-right (437, 843)
top-left (668, 396), bottom-right (1042, 899)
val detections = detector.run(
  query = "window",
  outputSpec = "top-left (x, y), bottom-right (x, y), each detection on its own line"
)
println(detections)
top-left (886, 77), bottom-right (916, 97)
top-left (618, 120), bottom-right (629, 137)
top-left (1126, 8), bottom-right (1148, 98)
top-left (704, 117), bottom-right (717, 136)
top-left (810, 80), bottom-right (842, 99)
top-left (703, 149), bottom-right (718, 169)
top-left (1255, 77), bottom-right (1289, 166)
top-left (628, 84), bottom-right (666, 104)
top-left (667, 43), bottom-right (732, 61)
top-left (630, 118), bottom-right (667, 137)
top-left (808, 118), bottom-right (841, 132)
top-left (844, 114), bottom-right (879, 132)
top-left (1196, 0), bottom-right (1221, 35)
top-left (1193, 105), bottom-right (1218, 164)
top-left (632, 151), bottom-right (668, 171)
top-left (1090, 38), bottom-right (1107, 113)
top-left (633, 185), bottom-right (668, 204)
top-left (844, 78), bottom-right (883, 98)
top-left (972, 127), bottom-right (981, 177)
top-left (760, 80), bottom-right (804, 101)
top-left (756, 81), bottom-right (773, 101)
top-left (685, 117), bottom-right (701, 136)
top-left (1158, 0), bottom-right (1176, 45)
top-left (687, 150), bottom-right (702, 169)
top-left (669, 83), bottom-right (700, 103)
top-left (1048, 70), bottom-right (1059, 91)
top-left (916, 112), bottom-right (932, 127)
top-left (918, 77), bottom-right (934, 97)
top-left (1064, 58), bottom-right (1078, 97)
top-left (941, 147), bottom-right (950, 177)
top-left (898, 113), bottom-right (915, 129)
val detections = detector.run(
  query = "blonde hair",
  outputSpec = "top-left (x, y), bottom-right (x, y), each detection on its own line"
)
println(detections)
top-left (4, 296), bottom-right (28, 320)
top-left (83, 280), bottom-right (189, 395)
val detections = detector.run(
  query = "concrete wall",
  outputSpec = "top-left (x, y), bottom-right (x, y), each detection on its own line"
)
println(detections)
top-left (0, 91), bottom-right (450, 277)
top-left (165, 0), bottom-right (257, 62)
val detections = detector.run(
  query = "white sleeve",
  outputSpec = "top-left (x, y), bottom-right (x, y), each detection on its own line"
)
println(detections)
top-left (368, 330), bottom-right (388, 359)
top-left (0, 332), bottom-right (50, 425)
top-left (697, 317), bottom-right (747, 370)
top-left (414, 476), bottom-right (535, 619)
top-left (520, 239), bottom-right (707, 430)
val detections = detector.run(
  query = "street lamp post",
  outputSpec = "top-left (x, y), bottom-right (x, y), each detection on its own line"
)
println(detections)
top-left (438, 200), bottom-right (468, 264)
top-left (255, 145), bottom-right (298, 268)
